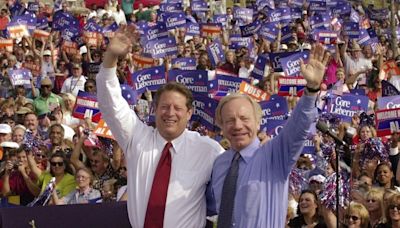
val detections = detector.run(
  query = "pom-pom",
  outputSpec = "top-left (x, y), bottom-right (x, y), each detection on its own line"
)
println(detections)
top-left (360, 137), bottom-right (389, 167)
top-left (319, 170), bottom-right (350, 211)
top-left (289, 168), bottom-right (308, 197)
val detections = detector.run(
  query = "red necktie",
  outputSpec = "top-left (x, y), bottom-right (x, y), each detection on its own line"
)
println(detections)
top-left (144, 142), bottom-right (173, 228)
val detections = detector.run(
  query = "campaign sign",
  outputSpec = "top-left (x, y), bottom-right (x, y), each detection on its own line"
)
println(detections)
top-left (0, 39), bottom-right (14, 52)
top-left (72, 91), bottom-right (102, 123)
top-left (240, 20), bottom-right (261, 37)
top-left (280, 51), bottom-right (310, 77)
top-left (136, 21), bottom-right (149, 36)
top-left (191, 1), bottom-right (208, 12)
top-left (291, 7), bottom-right (302, 19)
top-left (27, 2), bottom-right (39, 12)
top-left (258, 22), bottom-right (278, 42)
top-left (9, 69), bottom-right (32, 88)
top-left (229, 35), bottom-right (252, 50)
top-left (251, 54), bottom-right (269, 80)
top-left (159, 3), bottom-right (183, 12)
top-left (281, 25), bottom-right (294, 43)
top-left (350, 89), bottom-right (366, 96)
top-left (200, 23), bottom-right (222, 38)
top-left (207, 41), bottom-right (225, 67)
top-left (22, 62), bottom-right (41, 76)
top-left (94, 119), bottom-right (114, 140)
top-left (358, 29), bottom-right (371, 46)
top-left (367, 8), bottom-right (389, 21)
top-left (61, 26), bottom-right (80, 42)
top-left (162, 12), bottom-right (186, 30)
top-left (310, 14), bottom-right (330, 29)
top-left (213, 15), bottom-right (228, 26)
top-left (316, 30), bottom-right (338, 44)
top-left (192, 94), bottom-right (219, 130)
top-left (308, 0), bottom-right (327, 12)
top-left (377, 95), bottom-right (400, 110)
top-left (121, 84), bottom-right (137, 106)
top-left (133, 54), bottom-right (155, 69)
top-left (9, 2), bottom-right (26, 17)
top-left (209, 75), bottom-right (247, 93)
top-left (186, 22), bottom-right (200, 36)
top-left (278, 76), bottom-right (307, 97)
top-left (375, 108), bottom-right (400, 137)
top-left (143, 37), bottom-right (178, 58)
top-left (33, 29), bottom-right (50, 39)
top-left (260, 95), bottom-right (288, 120)
top-left (382, 80), bottom-right (400, 97)
top-left (326, 94), bottom-right (369, 122)
top-left (268, 8), bottom-right (291, 24)
top-left (239, 81), bottom-right (270, 102)
top-left (233, 7), bottom-right (253, 23)
top-left (12, 15), bottom-right (37, 35)
top-left (36, 17), bottom-right (48, 30)
top-left (343, 22), bottom-right (360, 39)
top-left (143, 22), bottom-right (169, 41)
top-left (171, 58), bottom-right (197, 70)
top-left (350, 8), bottom-right (360, 23)
top-left (332, 1), bottom-right (351, 15)
top-left (168, 70), bottom-right (208, 94)
top-left (7, 21), bottom-right (29, 39)
top-left (102, 22), bottom-right (119, 38)
top-left (52, 12), bottom-right (79, 31)
top-left (262, 119), bottom-right (287, 138)
top-left (132, 66), bottom-right (167, 94)
top-left (269, 51), bottom-right (297, 72)
top-left (62, 40), bottom-right (79, 55)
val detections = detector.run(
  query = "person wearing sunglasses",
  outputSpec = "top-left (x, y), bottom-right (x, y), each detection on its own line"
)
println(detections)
top-left (32, 77), bottom-right (63, 117)
top-left (29, 151), bottom-right (76, 204)
top-left (377, 193), bottom-right (400, 228)
top-left (52, 167), bottom-right (101, 205)
top-left (344, 202), bottom-right (370, 228)
top-left (365, 187), bottom-right (386, 227)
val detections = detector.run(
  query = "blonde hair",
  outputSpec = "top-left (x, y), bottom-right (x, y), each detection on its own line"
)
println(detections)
top-left (385, 193), bottom-right (400, 224)
top-left (347, 201), bottom-right (370, 228)
top-left (365, 187), bottom-right (386, 222)
top-left (215, 93), bottom-right (262, 128)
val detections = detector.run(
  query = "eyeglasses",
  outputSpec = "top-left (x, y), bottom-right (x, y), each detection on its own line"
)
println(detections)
top-left (35, 154), bottom-right (46, 159)
top-left (367, 199), bottom-right (377, 203)
top-left (119, 167), bottom-right (127, 172)
top-left (50, 161), bottom-right (64, 167)
top-left (345, 215), bottom-right (359, 221)
top-left (90, 159), bottom-right (100, 164)
top-left (41, 85), bottom-right (51, 89)
top-left (389, 204), bottom-right (400, 210)
top-left (76, 175), bottom-right (89, 180)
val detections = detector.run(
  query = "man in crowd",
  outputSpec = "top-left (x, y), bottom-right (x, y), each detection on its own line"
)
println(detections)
top-left (207, 44), bottom-right (330, 227)
top-left (97, 26), bottom-right (224, 227)
top-left (33, 77), bottom-right (63, 116)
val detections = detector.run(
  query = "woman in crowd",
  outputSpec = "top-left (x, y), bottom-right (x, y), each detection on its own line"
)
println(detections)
top-left (344, 201), bottom-right (370, 228)
top-left (288, 190), bottom-right (327, 227)
top-left (377, 193), bottom-right (400, 228)
top-left (52, 167), bottom-right (101, 205)
top-left (29, 151), bottom-right (76, 203)
top-left (365, 187), bottom-right (386, 227)
top-left (374, 162), bottom-right (396, 190)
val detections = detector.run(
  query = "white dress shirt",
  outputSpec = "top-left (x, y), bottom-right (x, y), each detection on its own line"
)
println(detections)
top-left (60, 75), bottom-right (86, 97)
top-left (96, 66), bottom-right (224, 228)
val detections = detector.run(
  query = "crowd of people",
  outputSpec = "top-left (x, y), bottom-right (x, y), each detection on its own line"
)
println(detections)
top-left (0, 0), bottom-right (400, 227)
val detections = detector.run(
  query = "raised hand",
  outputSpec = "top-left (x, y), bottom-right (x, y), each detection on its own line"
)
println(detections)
top-left (107, 25), bottom-right (139, 57)
top-left (300, 43), bottom-right (330, 89)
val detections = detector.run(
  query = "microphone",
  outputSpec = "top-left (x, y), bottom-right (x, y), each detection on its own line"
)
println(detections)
top-left (316, 121), bottom-right (348, 148)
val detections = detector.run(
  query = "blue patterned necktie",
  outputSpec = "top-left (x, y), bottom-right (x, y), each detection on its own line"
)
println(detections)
top-left (217, 152), bottom-right (241, 228)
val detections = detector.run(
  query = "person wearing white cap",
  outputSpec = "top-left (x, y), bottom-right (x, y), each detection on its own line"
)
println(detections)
top-left (60, 63), bottom-right (86, 97)
top-left (0, 123), bottom-right (12, 144)
top-left (41, 48), bottom-right (56, 78)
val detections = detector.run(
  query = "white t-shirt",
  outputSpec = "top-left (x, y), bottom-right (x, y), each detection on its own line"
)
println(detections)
top-left (61, 75), bottom-right (86, 97)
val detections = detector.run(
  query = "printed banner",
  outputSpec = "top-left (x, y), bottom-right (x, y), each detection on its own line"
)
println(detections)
top-left (132, 54), bottom-right (155, 69)
top-left (316, 30), bottom-right (338, 44)
top-left (326, 94), bottom-right (369, 122)
top-left (0, 39), bottom-right (14, 52)
top-left (268, 8), bottom-right (292, 24)
top-left (258, 22), bottom-right (279, 42)
top-left (62, 41), bottom-right (79, 55)
top-left (375, 108), bottom-right (400, 137)
top-left (131, 66), bottom-right (167, 94)
top-left (32, 29), bottom-right (50, 39)
top-left (192, 94), bottom-right (219, 130)
top-left (93, 119), bottom-right (114, 139)
top-left (229, 35), bottom-right (252, 50)
top-left (191, 1), bottom-right (208, 12)
top-left (162, 12), bottom-right (186, 30)
top-left (200, 23), bottom-right (222, 38)
top-left (239, 81), bottom-right (270, 101)
top-left (22, 62), bottom-right (41, 76)
top-left (250, 54), bottom-right (269, 80)
top-left (240, 20), bottom-right (261, 37)
top-left (269, 51), bottom-right (297, 72)
top-left (382, 80), bottom-right (400, 97)
top-left (72, 91), bottom-right (102, 123)
top-left (377, 95), bottom-right (400, 110)
top-left (168, 70), bottom-right (208, 94)
top-left (278, 76), bottom-right (307, 97)
top-left (102, 22), bottom-right (119, 38)
top-left (171, 58), bottom-right (197, 70)
top-left (143, 37), bottom-right (178, 58)
top-left (142, 22), bottom-right (168, 41)
top-left (209, 75), bottom-right (248, 93)
top-left (207, 41), bottom-right (225, 67)
top-left (159, 3), bottom-right (183, 12)
top-left (233, 7), bottom-right (253, 23)
top-left (280, 51), bottom-right (310, 77)
top-left (186, 22), bottom-right (200, 36)
top-left (8, 69), bottom-right (32, 88)
top-left (343, 22), bottom-right (360, 39)
top-left (7, 22), bottom-right (29, 39)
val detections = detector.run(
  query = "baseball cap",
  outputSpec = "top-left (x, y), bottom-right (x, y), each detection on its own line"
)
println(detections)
top-left (43, 50), bottom-right (51, 56)
top-left (0, 124), bottom-right (12, 134)
top-left (41, 77), bottom-right (52, 86)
